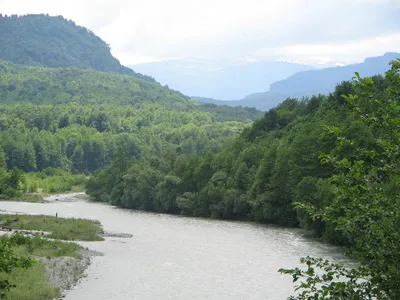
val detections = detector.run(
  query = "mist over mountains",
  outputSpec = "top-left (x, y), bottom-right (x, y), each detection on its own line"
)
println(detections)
top-left (129, 58), bottom-right (312, 100)
top-left (193, 52), bottom-right (400, 111)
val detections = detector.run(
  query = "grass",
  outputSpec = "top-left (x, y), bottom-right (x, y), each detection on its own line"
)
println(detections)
top-left (70, 185), bottom-right (85, 192)
top-left (0, 263), bottom-right (61, 300)
top-left (0, 213), bottom-right (101, 300)
top-left (19, 194), bottom-right (45, 202)
top-left (0, 234), bottom-right (83, 300)
top-left (0, 214), bottom-right (104, 241)
top-left (9, 234), bottom-right (82, 258)
top-left (0, 193), bottom-right (44, 203)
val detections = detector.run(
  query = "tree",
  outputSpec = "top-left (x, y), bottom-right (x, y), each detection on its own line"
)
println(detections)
top-left (0, 237), bottom-right (32, 297)
top-left (71, 145), bottom-right (84, 173)
top-left (280, 61), bottom-right (400, 299)
top-left (7, 168), bottom-right (23, 189)
top-left (0, 148), bottom-right (6, 169)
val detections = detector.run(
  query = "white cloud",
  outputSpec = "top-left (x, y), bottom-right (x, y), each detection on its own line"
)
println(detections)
top-left (1, 0), bottom-right (399, 65)
top-left (253, 33), bottom-right (400, 65)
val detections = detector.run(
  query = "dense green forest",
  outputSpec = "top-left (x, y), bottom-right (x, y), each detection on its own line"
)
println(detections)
top-left (0, 61), bottom-right (261, 196)
top-left (0, 14), bottom-right (154, 82)
top-left (87, 61), bottom-right (400, 297)
top-left (86, 79), bottom-right (351, 225)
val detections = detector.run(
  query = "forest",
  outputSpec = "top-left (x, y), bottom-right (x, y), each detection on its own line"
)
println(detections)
top-left (0, 60), bottom-right (261, 196)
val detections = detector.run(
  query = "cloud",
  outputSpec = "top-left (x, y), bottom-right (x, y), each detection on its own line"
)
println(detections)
top-left (252, 32), bottom-right (400, 65)
top-left (0, 0), bottom-right (120, 30)
top-left (1, 0), bottom-right (399, 65)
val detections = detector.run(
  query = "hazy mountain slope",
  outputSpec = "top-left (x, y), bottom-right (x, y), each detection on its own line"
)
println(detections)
top-left (130, 58), bottom-right (312, 100)
top-left (194, 53), bottom-right (399, 111)
top-left (193, 93), bottom-right (287, 111)
top-left (269, 52), bottom-right (400, 95)
top-left (0, 14), bottom-right (154, 82)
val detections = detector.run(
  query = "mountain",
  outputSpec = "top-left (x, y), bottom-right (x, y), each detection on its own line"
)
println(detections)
top-left (0, 60), bottom-right (262, 121)
top-left (269, 52), bottom-right (400, 95)
top-left (0, 61), bottom-right (186, 107)
top-left (0, 14), bottom-right (154, 82)
top-left (193, 93), bottom-right (289, 111)
top-left (195, 52), bottom-right (400, 111)
top-left (129, 58), bottom-right (312, 100)
top-left (192, 96), bottom-right (234, 106)
top-left (0, 60), bottom-right (262, 176)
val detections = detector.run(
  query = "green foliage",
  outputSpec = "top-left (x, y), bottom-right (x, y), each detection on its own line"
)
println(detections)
top-left (0, 262), bottom-right (60, 300)
top-left (0, 234), bottom-right (85, 300)
top-left (0, 168), bottom-right (85, 198)
top-left (7, 234), bottom-right (81, 258)
top-left (0, 238), bottom-right (32, 297)
top-left (279, 257), bottom-right (383, 299)
top-left (87, 92), bottom-right (336, 225)
top-left (16, 194), bottom-right (44, 203)
top-left (0, 61), bottom-right (257, 176)
top-left (280, 60), bottom-right (400, 298)
top-left (0, 14), bottom-right (154, 82)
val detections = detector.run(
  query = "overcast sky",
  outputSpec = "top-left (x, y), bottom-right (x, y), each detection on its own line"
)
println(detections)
top-left (1, 0), bottom-right (400, 65)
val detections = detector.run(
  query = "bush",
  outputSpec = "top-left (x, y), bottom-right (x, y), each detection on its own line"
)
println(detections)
top-left (4, 188), bottom-right (23, 198)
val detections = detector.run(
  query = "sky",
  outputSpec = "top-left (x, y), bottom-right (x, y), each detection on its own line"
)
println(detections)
top-left (1, 0), bottom-right (400, 65)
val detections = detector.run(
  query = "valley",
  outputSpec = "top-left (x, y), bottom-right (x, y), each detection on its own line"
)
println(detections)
top-left (0, 11), bottom-right (399, 300)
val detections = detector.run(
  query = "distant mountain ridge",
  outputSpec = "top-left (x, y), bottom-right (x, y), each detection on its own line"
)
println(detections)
top-left (269, 52), bottom-right (400, 95)
top-left (0, 14), bottom-right (154, 82)
top-left (130, 58), bottom-right (313, 100)
top-left (194, 52), bottom-right (400, 111)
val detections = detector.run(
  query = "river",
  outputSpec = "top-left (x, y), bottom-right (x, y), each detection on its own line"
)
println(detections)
top-left (0, 195), bottom-right (346, 300)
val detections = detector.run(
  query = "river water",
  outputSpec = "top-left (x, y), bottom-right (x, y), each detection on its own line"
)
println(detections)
top-left (0, 196), bottom-right (346, 300)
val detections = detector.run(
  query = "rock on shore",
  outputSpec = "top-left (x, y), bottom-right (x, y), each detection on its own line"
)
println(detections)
top-left (41, 248), bottom-right (103, 299)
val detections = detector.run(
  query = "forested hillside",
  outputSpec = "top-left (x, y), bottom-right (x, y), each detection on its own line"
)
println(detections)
top-left (0, 60), bottom-right (261, 122)
top-left (0, 61), bottom-right (262, 198)
top-left (0, 14), bottom-right (154, 82)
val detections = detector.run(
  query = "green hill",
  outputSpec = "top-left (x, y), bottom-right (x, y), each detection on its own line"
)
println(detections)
top-left (0, 60), bottom-right (188, 108)
top-left (0, 14), bottom-right (154, 82)
top-left (0, 60), bottom-right (262, 121)
top-left (0, 61), bottom-right (262, 176)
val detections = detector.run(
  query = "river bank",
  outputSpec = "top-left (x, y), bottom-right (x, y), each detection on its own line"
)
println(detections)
top-left (0, 191), bottom-right (88, 204)
top-left (0, 194), bottom-right (107, 300)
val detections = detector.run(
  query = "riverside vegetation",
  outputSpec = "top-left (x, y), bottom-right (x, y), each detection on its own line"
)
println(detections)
top-left (0, 13), bottom-right (399, 299)
top-left (0, 214), bottom-right (104, 241)
top-left (0, 214), bottom-right (103, 299)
